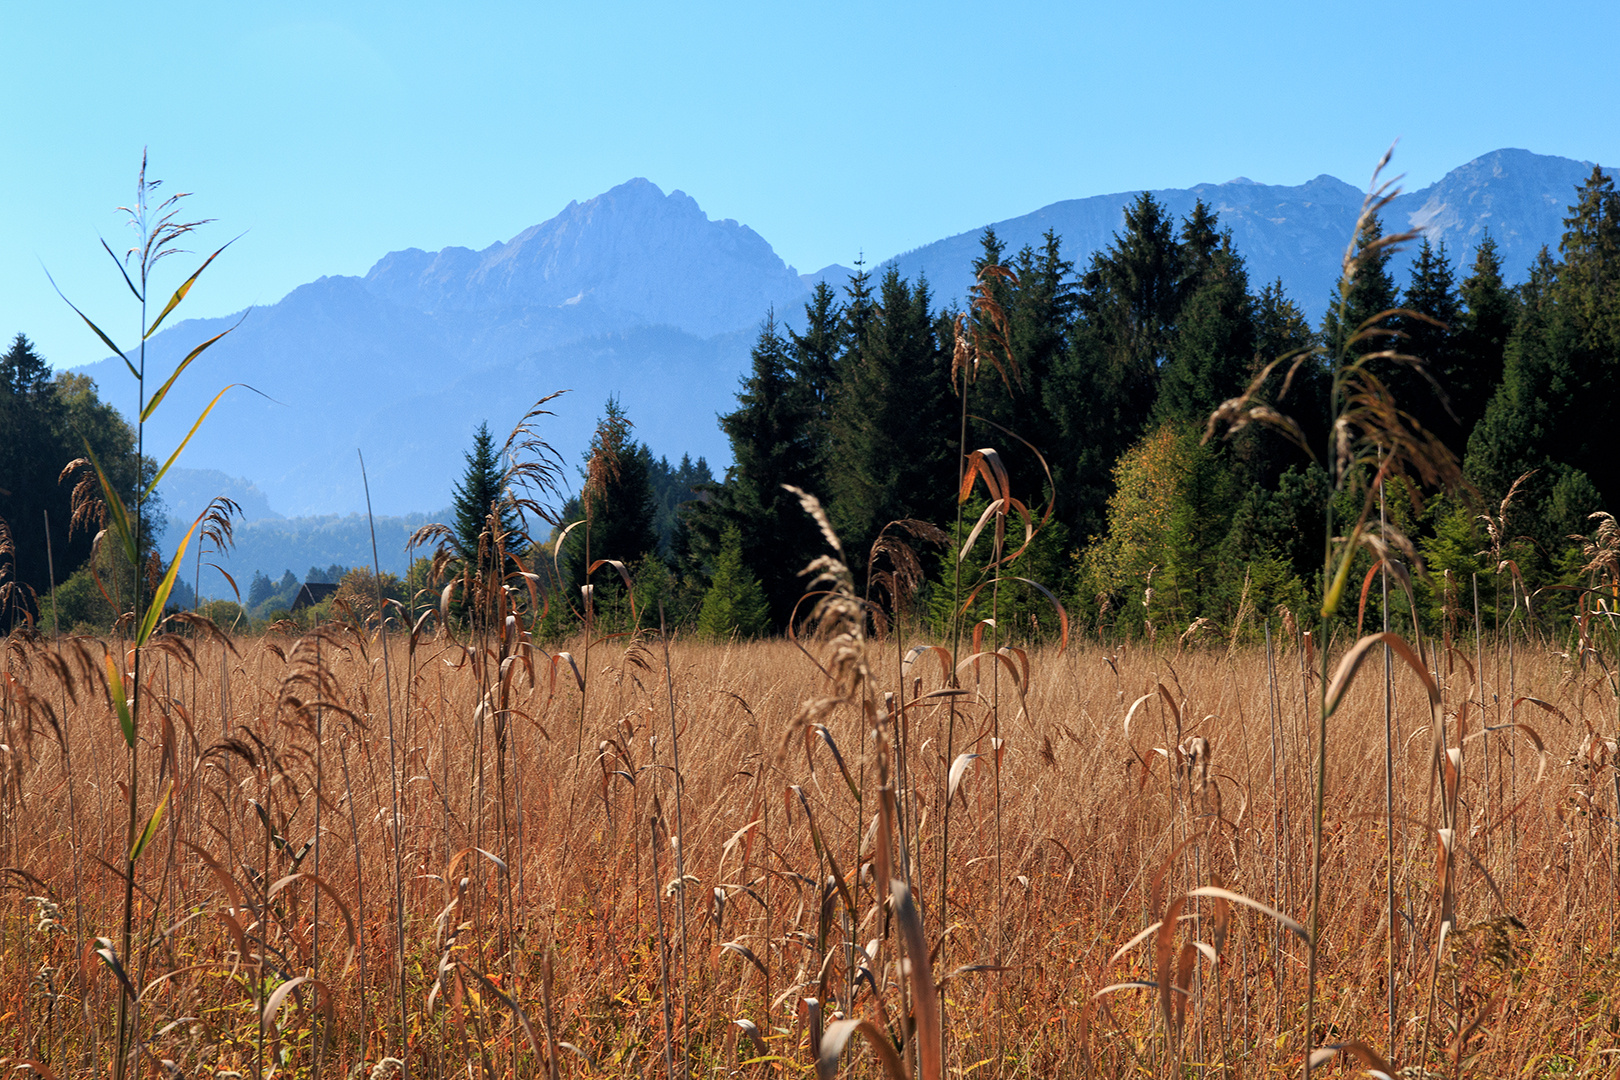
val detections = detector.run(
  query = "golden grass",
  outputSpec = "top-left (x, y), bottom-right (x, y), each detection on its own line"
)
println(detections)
top-left (0, 627), bottom-right (1615, 1078)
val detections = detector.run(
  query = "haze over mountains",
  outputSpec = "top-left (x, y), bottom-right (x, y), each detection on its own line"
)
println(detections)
top-left (80, 148), bottom-right (1613, 558)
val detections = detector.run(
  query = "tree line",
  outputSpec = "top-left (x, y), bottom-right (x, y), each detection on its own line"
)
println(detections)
top-left (6, 165), bottom-right (1616, 644)
top-left (546, 165), bottom-right (1620, 642)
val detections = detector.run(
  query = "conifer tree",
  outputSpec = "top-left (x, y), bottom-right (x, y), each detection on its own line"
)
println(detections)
top-left (1243, 279), bottom-right (1326, 484)
top-left (1394, 238), bottom-right (1465, 452)
top-left (718, 315), bottom-right (824, 624)
top-left (1176, 199), bottom-right (1223, 298)
top-left (581, 399), bottom-right (658, 568)
top-left (1045, 194), bottom-right (1187, 542)
top-left (1453, 234), bottom-right (1518, 439)
top-left (451, 421), bottom-right (516, 562)
top-left (1467, 168), bottom-right (1620, 544)
top-left (788, 280), bottom-right (844, 491)
top-left (1154, 235), bottom-right (1254, 428)
top-left (696, 525), bottom-right (770, 639)
top-left (826, 268), bottom-right (954, 558)
top-left (1321, 214), bottom-right (1400, 358)
top-left (972, 230), bottom-right (1076, 514)
top-left (1080, 192), bottom-right (1184, 424)
top-left (0, 337), bottom-right (149, 621)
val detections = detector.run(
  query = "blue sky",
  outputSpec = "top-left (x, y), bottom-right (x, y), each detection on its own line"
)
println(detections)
top-left (3, 0), bottom-right (1616, 371)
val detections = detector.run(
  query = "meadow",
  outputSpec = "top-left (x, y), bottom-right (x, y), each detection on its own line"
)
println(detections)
top-left (1, 610), bottom-right (1615, 1079)
top-left (7, 150), bottom-right (1618, 1080)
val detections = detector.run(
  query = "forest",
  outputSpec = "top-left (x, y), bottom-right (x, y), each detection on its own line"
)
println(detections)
top-left (524, 164), bottom-right (1620, 647)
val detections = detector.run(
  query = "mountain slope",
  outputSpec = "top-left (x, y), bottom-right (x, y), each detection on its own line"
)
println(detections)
top-left (74, 181), bottom-right (789, 517)
top-left (886, 150), bottom-right (1616, 318)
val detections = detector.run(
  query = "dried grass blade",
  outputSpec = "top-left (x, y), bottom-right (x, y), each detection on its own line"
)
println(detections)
top-left (1308, 1040), bottom-right (1396, 1079)
top-left (461, 961), bottom-right (546, 1059)
top-left (817, 1017), bottom-right (908, 1080)
top-left (1107, 921), bottom-right (1163, 967)
top-left (1325, 631), bottom-right (1437, 718)
top-left (947, 753), bottom-right (980, 804)
top-left (891, 880), bottom-right (940, 1080)
top-left (1185, 886), bottom-right (1310, 945)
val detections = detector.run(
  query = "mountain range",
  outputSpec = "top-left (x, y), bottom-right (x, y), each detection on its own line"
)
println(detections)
top-left (79, 149), bottom-right (1614, 553)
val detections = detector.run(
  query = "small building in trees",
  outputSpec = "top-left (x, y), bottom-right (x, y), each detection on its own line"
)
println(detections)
top-left (291, 582), bottom-right (339, 611)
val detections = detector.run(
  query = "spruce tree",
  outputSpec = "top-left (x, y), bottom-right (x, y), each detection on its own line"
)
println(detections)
top-left (1245, 279), bottom-right (1326, 485)
top-left (1154, 235), bottom-right (1255, 428)
top-left (971, 230), bottom-right (1076, 517)
top-left (451, 422), bottom-right (516, 561)
top-left (718, 314), bottom-right (824, 624)
top-left (696, 525), bottom-right (770, 639)
top-left (581, 399), bottom-right (659, 569)
top-left (1394, 238), bottom-right (1465, 452)
top-left (1045, 321), bottom-right (1122, 543)
top-left (1046, 194), bottom-right (1186, 543)
top-left (0, 339), bottom-right (148, 623)
top-left (788, 281), bottom-right (844, 494)
top-left (1321, 214), bottom-right (1400, 359)
top-left (1467, 168), bottom-right (1620, 545)
top-left (826, 268), bottom-right (954, 558)
top-left (1176, 200), bottom-right (1223, 298)
top-left (1453, 234), bottom-right (1518, 440)
top-left (1080, 192), bottom-right (1184, 425)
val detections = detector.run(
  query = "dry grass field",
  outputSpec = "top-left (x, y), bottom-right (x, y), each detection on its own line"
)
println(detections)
top-left (1, 612), bottom-right (1617, 1080)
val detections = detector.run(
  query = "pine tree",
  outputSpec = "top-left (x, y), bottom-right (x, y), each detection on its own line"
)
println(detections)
top-left (1394, 238), bottom-right (1465, 452)
top-left (718, 315), bottom-right (824, 624)
top-left (1466, 168), bottom-right (1620, 547)
top-left (696, 525), bottom-right (770, 639)
top-left (1453, 234), bottom-right (1518, 440)
top-left (826, 268), bottom-right (954, 559)
top-left (451, 422), bottom-right (516, 562)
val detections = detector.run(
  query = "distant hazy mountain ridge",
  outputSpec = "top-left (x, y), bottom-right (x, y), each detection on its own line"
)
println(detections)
top-left (363, 178), bottom-right (813, 337)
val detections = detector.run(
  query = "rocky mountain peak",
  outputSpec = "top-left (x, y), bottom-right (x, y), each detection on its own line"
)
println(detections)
top-left (362, 177), bottom-right (806, 336)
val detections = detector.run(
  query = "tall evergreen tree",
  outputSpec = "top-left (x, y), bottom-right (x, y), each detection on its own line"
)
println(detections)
top-left (787, 280), bottom-right (844, 493)
top-left (970, 230), bottom-right (1076, 516)
top-left (1394, 238), bottom-right (1465, 453)
top-left (1045, 194), bottom-right (1187, 542)
top-left (826, 268), bottom-right (954, 559)
top-left (450, 422), bottom-right (517, 561)
top-left (1080, 192), bottom-right (1184, 425)
top-left (1154, 235), bottom-right (1255, 428)
top-left (1321, 214), bottom-right (1400, 359)
top-left (718, 315), bottom-right (825, 624)
top-left (1467, 168), bottom-right (1620, 546)
top-left (1046, 321), bottom-right (1126, 543)
top-left (1453, 234), bottom-right (1518, 441)
top-left (1243, 279), bottom-right (1326, 485)
top-left (1176, 200), bottom-right (1223, 298)
top-left (581, 399), bottom-right (659, 569)
top-left (0, 339), bottom-right (148, 624)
